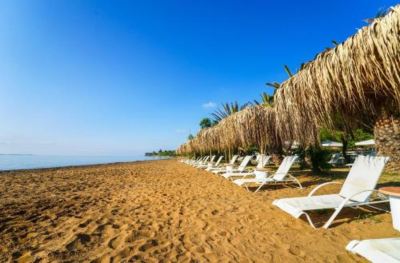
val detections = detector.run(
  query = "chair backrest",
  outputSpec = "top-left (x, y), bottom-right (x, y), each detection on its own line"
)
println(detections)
top-left (328, 153), bottom-right (341, 164)
top-left (196, 156), bottom-right (206, 164)
top-left (209, 155), bottom-right (216, 163)
top-left (255, 170), bottom-right (268, 181)
top-left (339, 155), bottom-right (389, 202)
top-left (215, 156), bottom-right (223, 166)
top-left (273, 156), bottom-right (298, 180)
top-left (256, 154), bottom-right (271, 169)
top-left (229, 155), bottom-right (239, 165)
top-left (238, 155), bottom-right (253, 172)
top-left (192, 157), bottom-right (202, 163)
top-left (203, 156), bottom-right (210, 162)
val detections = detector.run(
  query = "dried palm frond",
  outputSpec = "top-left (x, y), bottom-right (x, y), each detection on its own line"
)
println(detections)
top-left (274, 5), bottom-right (400, 144)
top-left (177, 106), bottom-right (279, 154)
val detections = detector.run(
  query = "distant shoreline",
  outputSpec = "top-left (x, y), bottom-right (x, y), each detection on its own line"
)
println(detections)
top-left (0, 158), bottom-right (170, 173)
top-left (0, 155), bottom-right (171, 172)
top-left (0, 154), bottom-right (33, 156)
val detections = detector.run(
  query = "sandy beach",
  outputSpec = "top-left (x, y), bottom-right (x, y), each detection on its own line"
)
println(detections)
top-left (1, 159), bottom-right (399, 262)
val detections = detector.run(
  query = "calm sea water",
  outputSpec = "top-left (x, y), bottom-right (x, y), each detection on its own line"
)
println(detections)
top-left (0, 155), bottom-right (167, 171)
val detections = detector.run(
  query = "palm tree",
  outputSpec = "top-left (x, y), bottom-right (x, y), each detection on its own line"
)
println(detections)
top-left (364, 8), bottom-right (389, 24)
top-left (331, 40), bottom-right (339, 46)
top-left (265, 65), bottom-right (294, 95)
top-left (199, 118), bottom-right (213, 129)
top-left (211, 101), bottom-right (250, 123)
top-left (265, 81), bottom-right (281, 94)
top-left (253, 92), bottom-right (274, 107)
top-left (283, 65), bottom-right (294, 77)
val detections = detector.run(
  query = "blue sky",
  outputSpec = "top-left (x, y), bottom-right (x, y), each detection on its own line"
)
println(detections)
top-left (0, 0), bottom-right (398, 155)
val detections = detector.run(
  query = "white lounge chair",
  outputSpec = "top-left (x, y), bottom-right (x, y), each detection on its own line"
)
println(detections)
top-left (195, 155), bottom-right (215, 168)
top-left (346, 238), bottom-right (400, 263)
top-left (234, 155), bottom-right (300, 192)
top-left (200, 156), bottom-right (224, 170)
top-left (186, 157), bottom-right (199, 165)
top-left (328, 153), bottom-right (345, 167)
top-left (200, 155), bottom-right (213, 166)
top-left (273, 155), bottom-right (390, 229)
top-left (252, 153), bottom-right (263, 165)
top-left (256, 154), bottom-right (271, 168)
top-left (209, 155), bottom-right (239, 173)
top-left (184, 156), bottom-right (197, 164)
top-left (201, 155), bottom-right (224, 171)
top-left (191, 156), bottom-right (210, 167)
top-left (206, 155), bottom-right (231, 171)
top-left (221, 154), bottom-right (271, 180)
top-left (180, 157), bottom-right (189, 163)
top-left (221, 156), bottom-right (253, 179)
top-left (187, 156), bottom-right (203, 165)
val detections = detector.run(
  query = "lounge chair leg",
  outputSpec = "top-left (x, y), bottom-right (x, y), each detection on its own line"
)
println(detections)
top-left (255, 183), bottom-right (265, 193)
top-left (287, 175), bottom-right (302, 189)
top-left (303, 212), bottom-right (318, 229)
top-left (364, 204), bottom-right (390, 213)
top-left (323, 207), bottom-right (343, 229)
top-left (294, 178), bottom-right (302, 189)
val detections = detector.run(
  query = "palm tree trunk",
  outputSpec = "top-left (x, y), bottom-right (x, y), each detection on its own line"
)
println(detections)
top-left (340, 136), bottom-right (349, 163)
top-left (374, 115), bottom-right (400, 172)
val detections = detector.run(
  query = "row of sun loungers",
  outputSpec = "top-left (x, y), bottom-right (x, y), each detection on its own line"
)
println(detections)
top-left (180, 154), bottom-right (399, 262)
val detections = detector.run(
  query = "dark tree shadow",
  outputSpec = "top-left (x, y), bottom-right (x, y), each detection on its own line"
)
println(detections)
top-left (378, 181), bottom-right (400, 187)
top-left (246, 178), bottom-right (327, 192)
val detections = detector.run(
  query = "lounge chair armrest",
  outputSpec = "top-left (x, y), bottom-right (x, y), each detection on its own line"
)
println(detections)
top-left (308, 181), bottom-right (342, 197)
top-left (321, 189), bottom-right (384, 229)
top-left (343, 189), bottom-right (388, 203)
top-left (286, 173), bottom-right (303, 189)
top-left (286, 173), bottom-right (297, 181)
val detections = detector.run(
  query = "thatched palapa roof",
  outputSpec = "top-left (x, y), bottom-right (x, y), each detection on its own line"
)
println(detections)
top-left (178, 106), bottom-right (279, 154)
top-left (179, 6), bottom-right (400, 154)
top-left (274, 6), bottom-right (400, 144)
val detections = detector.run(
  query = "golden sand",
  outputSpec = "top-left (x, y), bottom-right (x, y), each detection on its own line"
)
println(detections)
top-left (0, 160), bottom-right (399, 262)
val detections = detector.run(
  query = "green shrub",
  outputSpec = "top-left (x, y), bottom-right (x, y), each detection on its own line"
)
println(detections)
top-left (307, 146), bottom-right (332, 173)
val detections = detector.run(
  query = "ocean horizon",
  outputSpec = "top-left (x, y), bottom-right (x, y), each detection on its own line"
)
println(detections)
top-left (0, 154), bottom-right (167, 171)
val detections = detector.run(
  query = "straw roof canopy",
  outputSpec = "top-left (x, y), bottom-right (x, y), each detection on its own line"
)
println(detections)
top-left (178, 6), bottom-right (400, 154)
top-left (231, 106), bottom-right (280, 153)
top-left (178, 106), bottom-right (279, 155)
top-left (274, 6), bottom-right (400, 144)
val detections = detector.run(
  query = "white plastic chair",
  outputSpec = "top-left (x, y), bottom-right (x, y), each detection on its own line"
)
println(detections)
top-left (210, 155), bottom-right (239, 173)
top-left (197, 155), bottom-right (221, 169)
top-left (191, 156), bottom-right (210, 167)
top-left (220, 155), bottom-right (254, 179)
top-left (346, 238), bottom-right (400, 263)
top-left (221, 154), bottom-right (271, 180)
top-left (273, 155), bottom-right (390, 229)
top-left (234, 155), bottom-right (300, 192)
top-left (195, 155), bottom-right (215, 168)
